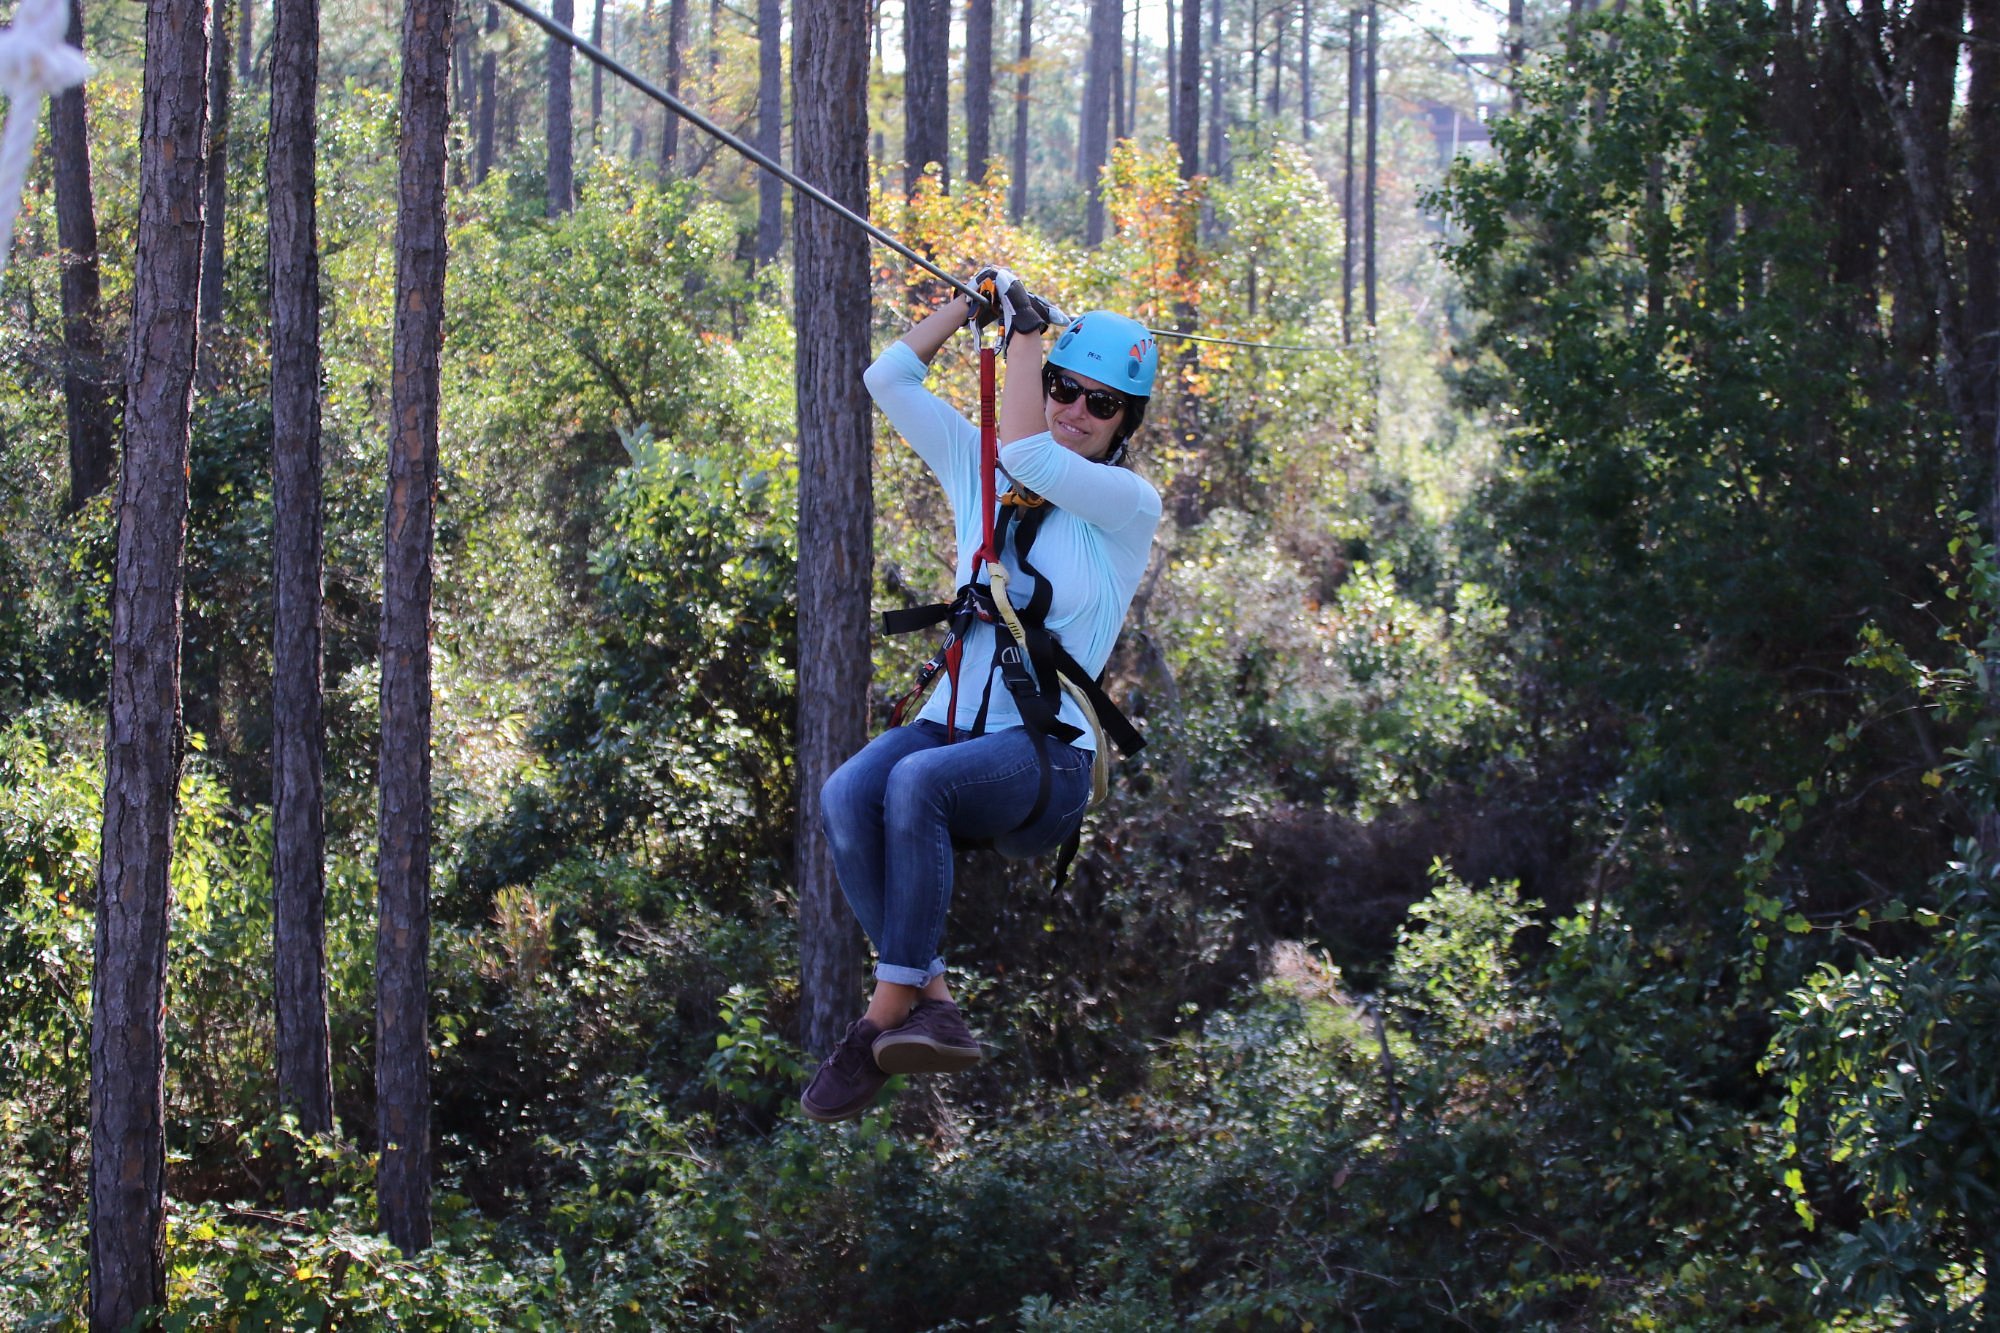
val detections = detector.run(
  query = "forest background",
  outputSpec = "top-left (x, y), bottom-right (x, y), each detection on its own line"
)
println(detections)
top-left (2, 0), bottom-right (1998, 1324)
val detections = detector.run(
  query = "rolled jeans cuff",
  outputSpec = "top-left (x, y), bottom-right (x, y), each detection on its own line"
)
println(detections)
top-left (875, 957), bottom-right (946, 987)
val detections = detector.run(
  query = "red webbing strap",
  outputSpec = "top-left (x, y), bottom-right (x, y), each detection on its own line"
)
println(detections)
top-left (946, 332), bottom-right (1000, 743)
top-left (976, 340), bottom-right (998, 572)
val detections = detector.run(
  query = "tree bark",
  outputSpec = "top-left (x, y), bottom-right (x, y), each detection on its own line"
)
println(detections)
top-left (966, 0), bottom-right (993, 184)
top-left (1342, 6), bottom-right (1356, 342)
top-left (1363, 0), bottom-right (1376, 329)
top-left (549, 0), bottom-right (575, 211)
top-left (200, 0), bottom-right (233, 347)
top-left (239, 0), bottom-right (255, 82)
top-left (1269, 0), bottom-right (1285, 117)
top-left (632, 0), bottom-right (652, 159)
top-left (1969, 0), bottom-right (1999, 498)
top-left (591, 0), bottom-right (606, 133)
top-left (379, 0), bottom-right (452, 1258)
top-left (660, 0), bottom-right (687, 175)
top-left (1838, 0), bottom-right (1971, 444)
top-left (1206, 0), bottom-right (1225, 180)
top-left (1300, 0), bottom-right (1312, 140)
top-left (1176, 0), bottom-right (1200, 177)
top-left (1111, 0), bottom-right (1125, 143)
top-left (1252, 0), bottom-right (1263, 119)
top-left (1899, 0), bottom-right (1964, 357)
top-left (89, 0), bottom-right (208, 1324)
top-left (757, 0), bottom-right (784, 261)
top-left (1126, 0), bottom-right (1139, 140)
top-left (451, 22), bottom-right (475, 186)
top-left (791, 0), bottom-right (870, 1061)
top-left (476, 2), bottom-right (499, 183)
top-left (1081, 0), bottom-right (1119, 243)
top-left (1508, 0), bottom-right (1524, 112)
top-left (52, 0), bottom-right (116, 514)
top-left (1010, 0), bottom-right (1031, 220)
top-left (268, 0), bottom-right (335, 1196)
top-left (904, 0), bottom-right (950, 192)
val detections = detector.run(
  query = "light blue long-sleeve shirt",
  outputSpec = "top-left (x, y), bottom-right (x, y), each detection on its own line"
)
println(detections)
top-left (864, 341), bottom-right (1161, 749)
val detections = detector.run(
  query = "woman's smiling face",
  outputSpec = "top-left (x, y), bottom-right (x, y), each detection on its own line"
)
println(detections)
top-left (1043, 368), bottom-right (1126, 460)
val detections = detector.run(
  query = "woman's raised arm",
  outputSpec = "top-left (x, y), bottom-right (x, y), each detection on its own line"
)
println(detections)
top-left (898, 292), bottom-right (979, 365)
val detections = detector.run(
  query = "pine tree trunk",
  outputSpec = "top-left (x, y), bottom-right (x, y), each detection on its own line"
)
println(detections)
top-left (661, 0), bottom-right (687, 174)
top-left (1206, 0), bottom-right (1225, 180)
top-left (1251, 0), bottom-right (1261, 121)
top-left (1969, 0), bottom-right (1999, 496)
top-left (549, 0), bottom-right (576, 211)
top-left (200, 0), bottom-right (233, 345)
top-left (378, 0), bottom-right (452, 1259)
top-left (1011, 0), bottom-right (1031, 220)
top-left (632, 0), bottom-right (652, 159)
top-left (1127, 0), bottom-right (1139, 139)
top-left (1111, 0), bottom-right (1125, 143)
top-left (268, 0), bottom-right (335, 1199)
top-left (477, 2), bottom-right (499, 182)
top-left (1269, 0), bottom-right (1285, 117)
top-left (1507, 0), bottom-right (1523, 112)
top-left (709, 0), bottom-right (722, 102)
top-left (1898, 0), bottom-right (1965, 359)
top-left (1300, 0), bottom-right (1312, 140)
top-left (791, 0), bottom-right (871, 1062)
top-left (1343, 6), bottom-right (1356, 341)
top-left (451, 23), bottom-right (475, 186)
top-left (591, 0), bottom-right (606, 132)
top-left (89, 0), bottom-right (208, 1324)
top-left (1363, 0), bottom-right (1376, 329)
top-left (757, 0), bottom-right (784, 261)
top-left (1081, 0), bottom-right (1118, 243)
top-left (1176, 0), bottom-right (1200, 177)
top-left (904, 0), bottom-right (950, 192)
top-left (239, 0), bottom-right (255, 82)
top-left (966, 0), bottom-right (993, 183)
top-left (52, 0), bottom-right (116, 514)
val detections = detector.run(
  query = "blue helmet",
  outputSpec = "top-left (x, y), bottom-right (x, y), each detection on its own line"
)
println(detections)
top-left (1048, 311), bottom-right (1158, 401)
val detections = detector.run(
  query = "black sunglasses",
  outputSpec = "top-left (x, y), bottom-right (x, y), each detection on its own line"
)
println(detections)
top-left (1042, 367), bottom-right (1128, 421)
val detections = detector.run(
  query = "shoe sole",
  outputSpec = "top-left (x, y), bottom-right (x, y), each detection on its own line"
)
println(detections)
top-left (871, 1034), bottom-right (984, 1075)
top-left (799, 1086), bottom-right (885, 1122)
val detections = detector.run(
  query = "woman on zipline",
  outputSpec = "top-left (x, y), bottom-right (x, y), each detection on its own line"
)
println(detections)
top-left (801, 271), bottom-right (1162, 1122)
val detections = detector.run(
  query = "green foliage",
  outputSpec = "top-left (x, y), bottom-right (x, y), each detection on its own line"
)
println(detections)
top-left (1769, 854), bottom-right (2000, 1323)
top-left (0, 712), bottom-right (295, 1211)
top-left (455, 441), bottom-right (798, 905)
top-left (0, 709), bottom-right (98, 1209)
top-left (1389, 861), bottom-right (1539, 1053)
top-left (19, 3), bottom-right (1986, 1325)
top-left (1765, 590), bottom-right (2000, 1325)
top-left (1433, 0), bottom-right (1956, 898)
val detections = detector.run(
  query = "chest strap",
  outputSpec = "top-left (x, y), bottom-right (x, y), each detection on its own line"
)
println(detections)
top-left (882, 499), bottom-right (1144, 831)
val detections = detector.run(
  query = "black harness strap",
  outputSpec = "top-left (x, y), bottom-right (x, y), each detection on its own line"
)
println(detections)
top-left (883, 493), bottom-right (1144, 844)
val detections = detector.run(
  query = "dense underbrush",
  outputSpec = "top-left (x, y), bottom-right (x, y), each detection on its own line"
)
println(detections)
top-left (8, 7), bottom-right (1999, 1319)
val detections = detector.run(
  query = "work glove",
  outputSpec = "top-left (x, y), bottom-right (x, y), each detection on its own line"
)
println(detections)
top-left (968, 266), bottom-right (1054, 342)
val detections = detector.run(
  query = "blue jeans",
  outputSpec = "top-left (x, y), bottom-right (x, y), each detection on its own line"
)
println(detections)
top-left (820, 721), bottom-right (1095, 986)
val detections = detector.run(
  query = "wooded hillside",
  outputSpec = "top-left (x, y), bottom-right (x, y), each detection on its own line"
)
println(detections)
top-left (1, 0), bottom-right (1996, 1324)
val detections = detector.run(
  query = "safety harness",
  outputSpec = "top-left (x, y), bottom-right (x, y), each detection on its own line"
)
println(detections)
top-left (880, 322), bottom-right (1145, 865)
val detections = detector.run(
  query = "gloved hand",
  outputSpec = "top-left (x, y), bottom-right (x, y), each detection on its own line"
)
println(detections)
top-left (969, 266), bottom-right (1014, 330)
top-left (967, 266), bottom-right (1051, 341)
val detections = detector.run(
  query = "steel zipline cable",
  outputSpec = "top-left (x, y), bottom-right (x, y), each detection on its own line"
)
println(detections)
top-left (491, 0), bottom-right (1345, 356)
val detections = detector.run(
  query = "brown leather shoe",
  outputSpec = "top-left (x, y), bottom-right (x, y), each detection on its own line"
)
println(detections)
top-left (800, 1018), bottom-right (890, 1122)
top-left (872, 998), bottom-right (985, 1074)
